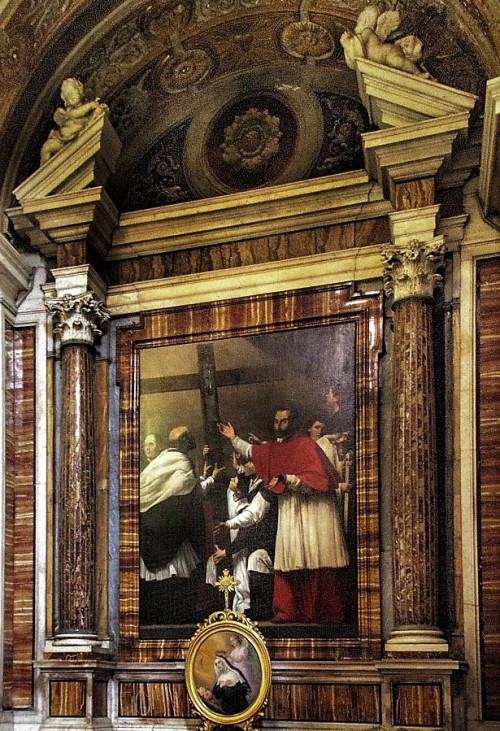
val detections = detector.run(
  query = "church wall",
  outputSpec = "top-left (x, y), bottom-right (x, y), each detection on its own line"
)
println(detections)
top-left (0, 0), bottom-right (498, 724)
top-left (0, 227), bottom-right (466, 730)
top-left (1, 182), bottom-right (499, 731)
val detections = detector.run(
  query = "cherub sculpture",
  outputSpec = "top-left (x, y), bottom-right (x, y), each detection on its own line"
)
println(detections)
top-left (40, 78), bottom-right (108, 166)
top-left (340, 6), bottom-right (429, 77)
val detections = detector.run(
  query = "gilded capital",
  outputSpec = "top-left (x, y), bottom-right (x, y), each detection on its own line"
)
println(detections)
top-left (46, 291), bottom-right (110, 346)
top-left (382, 237), bottom-right (445, 304)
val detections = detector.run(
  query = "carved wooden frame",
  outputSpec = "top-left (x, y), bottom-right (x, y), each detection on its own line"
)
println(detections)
top-left (116, 283), bottom-right (383, 662)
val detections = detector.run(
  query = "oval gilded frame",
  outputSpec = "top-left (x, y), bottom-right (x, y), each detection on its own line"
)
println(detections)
top-left (185, 607), bottom-right (272, 730)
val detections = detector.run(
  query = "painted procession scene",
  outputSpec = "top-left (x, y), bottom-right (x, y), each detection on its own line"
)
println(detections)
top-left (139, 323), bottom-right (357, 636)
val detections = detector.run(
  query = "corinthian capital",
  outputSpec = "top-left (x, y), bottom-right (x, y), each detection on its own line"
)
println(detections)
top-left (382, 237), bottom-right (445, 304)
top-left (46, 291), bottom-right (110, 346)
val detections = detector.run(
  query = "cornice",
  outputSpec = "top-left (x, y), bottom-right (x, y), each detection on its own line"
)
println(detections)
top-left (478, 77), bottom-right (500, 227)
top-left (106, 244), bottom-right (384, 315)
top-left (0, 232), bottom-right (32, 313)
top-left (108, 170), bottom-right (391, 261)
top-left (7, 187), bottom-right (119, 260)
top-left (356, 58), bottom-right (477, 130)
top-left (362, 113), bottom-right (472, 203)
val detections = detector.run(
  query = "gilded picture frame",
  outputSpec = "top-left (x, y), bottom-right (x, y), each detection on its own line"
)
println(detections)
top-left (184, 577), bottom-right (272, 730)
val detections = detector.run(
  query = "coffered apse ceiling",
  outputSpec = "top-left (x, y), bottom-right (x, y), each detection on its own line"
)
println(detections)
top-left (0, 0), bottom-right (499, 222)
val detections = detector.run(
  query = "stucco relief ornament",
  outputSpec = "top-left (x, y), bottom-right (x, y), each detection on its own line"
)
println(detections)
top-left (157, 31), bottom-right (213, 93)
top-left (146, 0), bottom-right (188, 36)
top-left (220, 108), bottom-right (282, 172)
top-left (0, 29), bottom-right (24, 84)
top-left (382, 237), bottom-right (446, 304)
top-left (281, 0), bottom-right (334, 61)
top-left (46, 292), bottom-right (110, 346)
top-left (195, 0), bottom-right (271, 21)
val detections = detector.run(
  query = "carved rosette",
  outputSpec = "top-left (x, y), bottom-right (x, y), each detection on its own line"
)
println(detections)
top-left (280, 20), bottom-right (334, 60)
top-left (382, 237), bottom-right (445, 304)
top-left (220, 108), bottom-right (282, 172)
top-left (158, 49), bottom-right (213, 93)
top-left (46, 291), bottom-right (110, 346)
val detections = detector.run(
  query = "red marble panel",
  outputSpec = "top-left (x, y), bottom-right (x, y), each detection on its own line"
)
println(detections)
top-left (477, 257), bottom-right (500, 722)
top-left (3, 324), bottom-right (14, 708)
top-left (268, 682), bottom-right (381, 723)
top-left (118, 682), bottom-right (190, 717)
top-left (392, 683), bottom-right (442, 726)
top-left (95, 360), bottom-right (110, 637)
top-left (3, 325), bottom-right (36, 708)
top-left (49, 680), bottom-right (86, 717)
top-left (394, 178), bottom-right (435, 210)
top-left (106, 221), bottom-right (390, 286)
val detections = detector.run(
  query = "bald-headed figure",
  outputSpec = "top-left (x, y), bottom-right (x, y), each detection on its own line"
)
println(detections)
top-left (168, 425), bottom-right (197, 454)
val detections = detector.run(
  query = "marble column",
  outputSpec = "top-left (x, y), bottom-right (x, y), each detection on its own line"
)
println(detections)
top-left (383, 207), bottom-right (449, 653)
top-left (46, 289), bottom-right (109, 639)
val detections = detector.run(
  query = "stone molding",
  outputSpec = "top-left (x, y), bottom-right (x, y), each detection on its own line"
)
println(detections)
top-left (106, 244), bottom-right (384, 315)
top-left (0, 233), bottom-right (32, 313)
top-left (9, 187), bottom-right (119, 260)
top-left (355, 57), bottom-right (477, 130)
top-left (478, 76), bottom-right (500, 227)
top-left (362, 113), bottom-right (472, 203)
top-left (110, 170), bottom-right (391, 260)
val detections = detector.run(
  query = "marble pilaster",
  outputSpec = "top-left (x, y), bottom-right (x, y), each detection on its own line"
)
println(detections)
top-left (45, 269), bottom-right (109, 642)
top-left (383, 206), bottom-right (449, 653)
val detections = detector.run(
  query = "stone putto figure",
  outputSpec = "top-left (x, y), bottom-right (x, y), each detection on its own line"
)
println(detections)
top-left (340, 6), bottom-right (429, 77)
top-left (40, 77), bottom-right (108, 166)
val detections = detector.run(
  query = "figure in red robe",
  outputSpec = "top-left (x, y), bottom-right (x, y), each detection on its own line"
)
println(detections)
top-left (219, 409), bottom-right (349, 623)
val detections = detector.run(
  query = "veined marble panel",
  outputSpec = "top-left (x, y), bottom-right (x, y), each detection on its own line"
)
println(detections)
top-left (477, 256), bottom-right (500, 721)
top-left (3, 325), bottom-right (36, 708)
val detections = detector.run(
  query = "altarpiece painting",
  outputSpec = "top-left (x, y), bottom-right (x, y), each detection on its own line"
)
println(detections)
top-left (117, 284), bottom-right (382, 661)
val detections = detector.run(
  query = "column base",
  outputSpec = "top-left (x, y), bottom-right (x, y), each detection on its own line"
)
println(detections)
top-left (385, 627), bottom-right (449, 654)
top-left (46, 635), bottom-right (114, 655)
